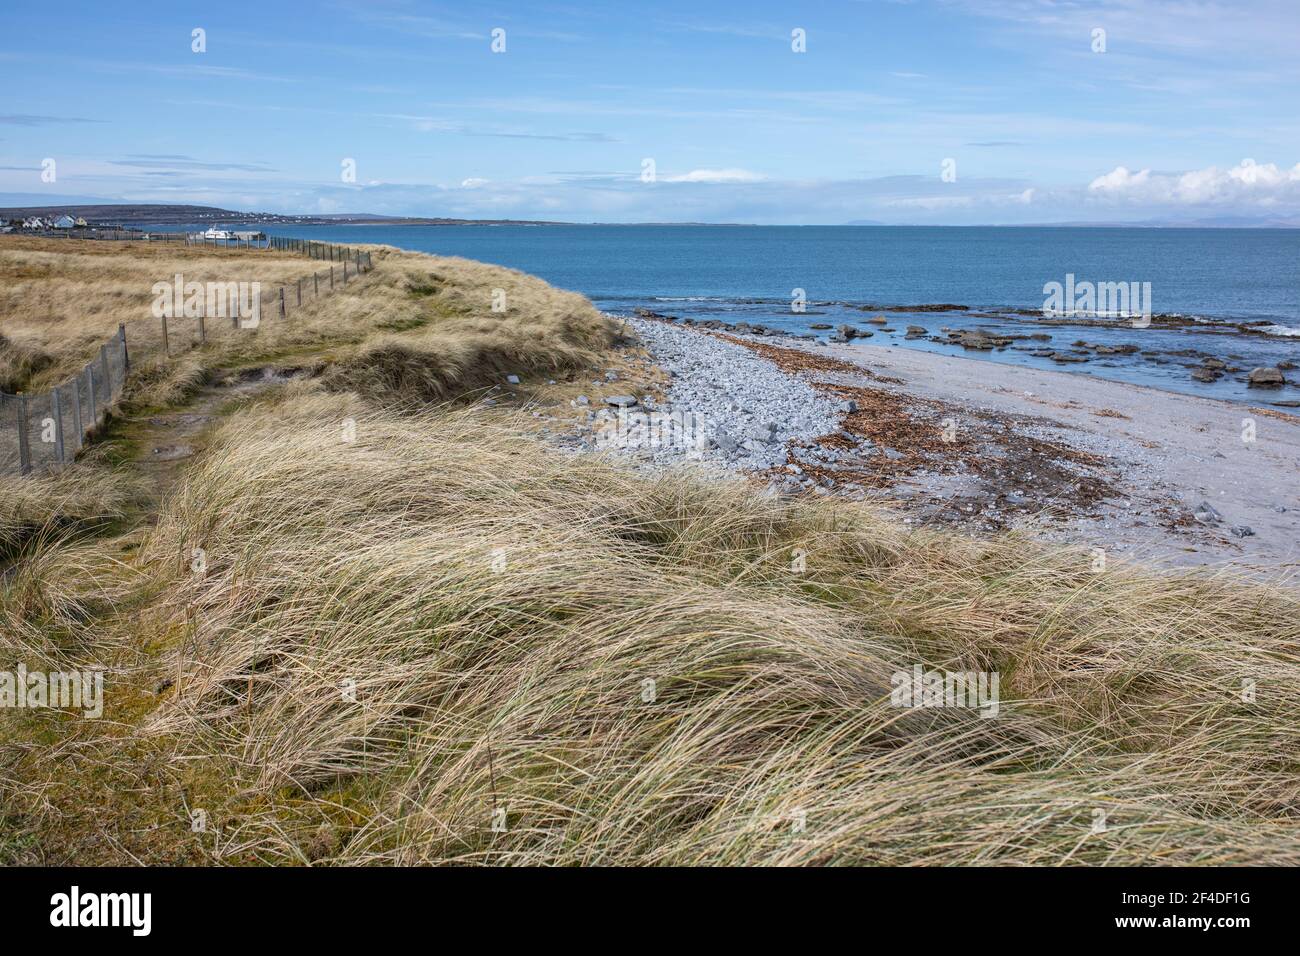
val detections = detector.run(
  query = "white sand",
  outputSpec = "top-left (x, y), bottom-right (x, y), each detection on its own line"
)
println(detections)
top-left (821, 340), bottom-right (1300, 577)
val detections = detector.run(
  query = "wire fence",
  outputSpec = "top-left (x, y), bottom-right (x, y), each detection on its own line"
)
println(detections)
top-left (0, 327), bottom-right (128, 476)
top-left (1, 237), bottom-right (373, 477)
top-left (157, 242), bottom-right (373, 353)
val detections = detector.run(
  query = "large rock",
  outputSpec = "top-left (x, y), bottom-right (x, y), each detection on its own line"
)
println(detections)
top-left (1248, 367), bottom-right (1286, 387)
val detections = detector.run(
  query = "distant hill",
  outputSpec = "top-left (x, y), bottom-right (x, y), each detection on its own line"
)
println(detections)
top-left (0, 203), bottom-right (569, 227)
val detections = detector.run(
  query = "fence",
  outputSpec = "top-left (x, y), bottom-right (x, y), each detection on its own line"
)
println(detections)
top-left (1, 238), bottom-right (373, 476)
top-left (157, 241), bottom-right (374, 354)
top-left (1, 326), bottom-right (129, 476)
top-left (269, 235), bottom-right (372, 268)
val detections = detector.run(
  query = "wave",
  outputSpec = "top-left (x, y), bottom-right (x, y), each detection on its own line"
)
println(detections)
top-left (1260, 324), bottom-right (1300, 337)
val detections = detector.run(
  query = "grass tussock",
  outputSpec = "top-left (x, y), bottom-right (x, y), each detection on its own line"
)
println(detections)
top-left (118, 390), bottom-right (1300, 866)
top-left (0, 461), bottom-right (138, 560)
top-left (0, 332), bottom-right (54, 393)
top-left (322, 254), bottom-right (617, 404)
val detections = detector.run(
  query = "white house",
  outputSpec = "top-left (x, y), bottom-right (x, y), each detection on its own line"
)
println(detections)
top-left (51, 214), bottom-right (77, 229)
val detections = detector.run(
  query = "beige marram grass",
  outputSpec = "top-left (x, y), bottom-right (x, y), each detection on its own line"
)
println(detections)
top-left (0, 238), bottom-right (616, 410)
top-left (127, 389), bottom-right (1299, 865)
top-left (0, 457), bottom-right (138, 559)
top-left (0, 238), bottom-right (333, 389)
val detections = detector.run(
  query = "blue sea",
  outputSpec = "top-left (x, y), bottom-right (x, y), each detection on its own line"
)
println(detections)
top-left (249, 224), bottom-right (1300, 403)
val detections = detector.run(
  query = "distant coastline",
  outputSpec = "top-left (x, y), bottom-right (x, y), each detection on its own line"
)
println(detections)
top-left (3, 203), bottom-right (1300, 229)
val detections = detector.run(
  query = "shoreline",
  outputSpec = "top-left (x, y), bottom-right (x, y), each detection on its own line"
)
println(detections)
top-left (620, 307), bottom-right (1300, 407)
top-left (606, 316), bottom-right (1300, 577)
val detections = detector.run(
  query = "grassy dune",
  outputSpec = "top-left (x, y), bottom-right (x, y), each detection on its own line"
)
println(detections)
top-left (1, 239), bottom-right (1297, 866)
top-left (0, 237), bottom-right (614, 406)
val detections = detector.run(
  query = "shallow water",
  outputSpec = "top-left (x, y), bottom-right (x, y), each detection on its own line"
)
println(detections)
top-left (232, 223), bottom-right (1300, 404)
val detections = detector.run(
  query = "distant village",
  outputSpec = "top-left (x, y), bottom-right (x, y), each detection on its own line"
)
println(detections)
top-left (1, 213), bottom-right (267, 244)
top-left (2, 212), bottom-right (92, 232)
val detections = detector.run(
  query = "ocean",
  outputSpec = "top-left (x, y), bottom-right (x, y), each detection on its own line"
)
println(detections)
top-left (251, 224), bottom-right (1300, 403)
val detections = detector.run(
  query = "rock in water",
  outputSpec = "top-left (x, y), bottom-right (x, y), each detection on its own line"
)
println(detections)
top-left (1247, 367), bottom-right (1285, 387)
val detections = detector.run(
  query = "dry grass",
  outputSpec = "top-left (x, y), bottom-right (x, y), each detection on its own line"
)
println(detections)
top-left (1, 239), bottom-right (1296, 867)
top-left (4, 387), bottom-right (1291, 865)
top-left (0, 237), bottom-right (616, 410)
top-left (0, 457), bottom-right (138, 561)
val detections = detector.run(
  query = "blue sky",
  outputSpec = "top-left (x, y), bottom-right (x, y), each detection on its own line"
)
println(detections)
top-left (2, 0), bottom-right (1299, 224)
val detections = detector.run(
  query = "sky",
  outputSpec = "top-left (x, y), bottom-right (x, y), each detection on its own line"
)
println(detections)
top-left (2, 0), bottom-right (1299, 224)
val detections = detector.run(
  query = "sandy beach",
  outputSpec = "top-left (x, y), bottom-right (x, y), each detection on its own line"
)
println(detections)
top-left (607, 317), bottom-right (1300, 578)
top-left (819, 338), bottom-right (1300, 574)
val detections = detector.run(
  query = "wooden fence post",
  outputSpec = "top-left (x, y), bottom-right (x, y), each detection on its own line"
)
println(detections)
top-left (279, 287), bottom-right (286, 317)
top-left (329, 267), bottom-right (334, 289)
top-left (314, 272), bottom-right (318, 295)
top-left (161, 315), bottom-right (170, 355)
top-left (99, 345), bottom-right (111, 397)
top-left (70, 375), bottom-right (83, 444)
top-left (51, 389), bottom-right (65, 464)
top-left (119, 323), bottom-right (129, 372)
top-left (198, 314), bottom-right (206, 344)
top-left (17, 395), bottom-right (31, 476)
top-left (88, 364), bottom-right (97, 419)
top-left (297, 278), bottom-right (302, 306)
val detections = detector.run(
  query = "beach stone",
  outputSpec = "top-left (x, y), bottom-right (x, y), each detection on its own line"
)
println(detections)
top-left (574, 394), bottom-right (590, 406)
top-left (867, 315), bottom-right (888, 324)
top-left (506, 374), bottom-right (521, 384)
top-left (1230, 525), bottom-right (1255, 538)
top-left (1192, 501), bottom-right (1223, 525)
top-left (1247, 367), bottom-right (1285, 387)
top-left (809, 323), bottom-right (832, 330)
top-left (1191, 367), bottom-right (1220, 382)
top-left (605, 395), bottom-right (639, 408)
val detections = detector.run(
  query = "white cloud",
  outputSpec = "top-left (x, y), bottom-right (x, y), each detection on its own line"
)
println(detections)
top-left (460, 177), bottom-right (489, 188)
top-left (662, 168), bottom-right (767, 183)
top-left (1088, 159), bottom-right (1300, 205)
